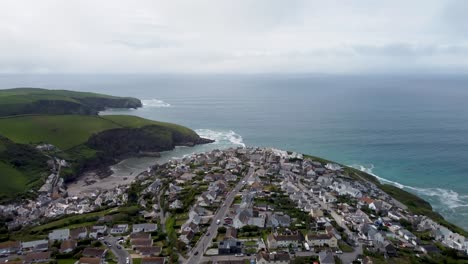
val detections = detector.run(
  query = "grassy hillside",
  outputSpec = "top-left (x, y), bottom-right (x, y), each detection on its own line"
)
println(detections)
top-left (0, 115), bottom-right (199, 150)
top-left (0, 88), bottom-right (142, 116)
top-left (0, 114), bottom-right (208, 201)
top-left (0, 137), bottom-right (49, 200)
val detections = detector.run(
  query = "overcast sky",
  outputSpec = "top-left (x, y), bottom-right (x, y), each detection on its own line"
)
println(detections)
top-left (0, 0), bottom-right (467, 74)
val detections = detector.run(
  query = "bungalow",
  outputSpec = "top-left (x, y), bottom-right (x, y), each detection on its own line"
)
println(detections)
top-left (130, 233), bottom-right (151, 240)
top-left (131, 239), bottom-right (153, 249)
top-left (78, 257), bottom-right (102, 264)
top-left (256, 250), bottom-right (290, 264)
top-left (82, 248), bottom-right (106, 258)
top-left (306, 233), bottom-right (338, 248)
top-left (48, 229), bottom-right (70, 241)
top-left (141, 257), bottom-right (166, 264)
top-left (59, 240), bottom-right (77, 253)
top-left (70, 227), bottom-right (88, 240)
top-left (22, 240), bottom-right (49, 252)
top-left (89, 226), bottom-right (107, 239)
top-left (0, 241), bottom-right (21, 256)
top-left (218, 239), bottom-right (243, 255)
top-left (135, 246), bottom-right (162, 256)
top-left (24, 252), bottom-right (52, 263)
top-left (133, 223), bottom-right (157, 233)
top-left (110, 224), bottom-right (129, 234)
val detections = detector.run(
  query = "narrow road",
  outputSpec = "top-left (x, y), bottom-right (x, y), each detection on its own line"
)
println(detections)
top-left (184, 167), bottom-right (255, 264)
top-left (103, 235), bottom-right (131, 264)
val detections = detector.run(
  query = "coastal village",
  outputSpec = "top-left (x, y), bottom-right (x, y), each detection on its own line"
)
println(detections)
top-left (1, 147), bottom-right (468, 264)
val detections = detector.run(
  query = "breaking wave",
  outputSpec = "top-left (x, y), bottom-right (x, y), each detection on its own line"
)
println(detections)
top-left (350, 164), bottom-right (468, 209)
top-left (195, 129), bottom-right (246, 148)
top-left (141, 99), bottom-right (171, 108)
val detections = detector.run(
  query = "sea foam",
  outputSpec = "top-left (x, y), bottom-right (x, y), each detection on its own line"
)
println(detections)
top-left (195, 129), bottom-right (246, 148)
top-left (351, 164), bottom-right (468, 209)
top-left (141, 99), bottom-right (171, 108)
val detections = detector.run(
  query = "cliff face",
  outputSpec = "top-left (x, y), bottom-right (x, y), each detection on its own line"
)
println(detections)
top-left (86, 125), bottom-right (213, 157)
top-left (61, 125), bottom-right (214, 182)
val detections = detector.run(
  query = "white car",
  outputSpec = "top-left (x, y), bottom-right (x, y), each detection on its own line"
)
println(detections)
top-left (235, 253), bottom-right (244, 257)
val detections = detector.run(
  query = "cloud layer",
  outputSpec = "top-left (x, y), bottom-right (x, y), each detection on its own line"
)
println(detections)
top-left (1, 0), bottom-right (467, 74)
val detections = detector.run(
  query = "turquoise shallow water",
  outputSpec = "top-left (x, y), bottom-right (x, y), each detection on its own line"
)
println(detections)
top-left (1, 74), bottom-right (468, 230)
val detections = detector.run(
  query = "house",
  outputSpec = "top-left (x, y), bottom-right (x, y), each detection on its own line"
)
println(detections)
top-left (369, 200), bottom-right (392, 213)
top-left (266, 213), bottom-right (291, 228)
top-left (89, 226), bottom-right (107, 239)
top-left (306, 233), bottom-right (338, 248)
top-left (180, 230), bottom-right (195, 244)
top-left (131, 239), bottom-right (153, 249)
top-left (256, 250), bottom-right (290, 264)
top-left (136, 246), bottom-right (162, 257)
top-left (225, 227), bottom-right (238, 239)
top-left (22, 240), bottom-right (49, 252)
top-left (110, 224), bottom-right (129, 234)
top-left (130, 233), bottom-right (151, 240)
top-left (218, 239), bottom-right (243, 255)
top-left (169, 200), bottom-right (183, 209)
top-left (398, 229), bottom-right (417, 242)
top-left (82, 248), bottom-right (106, 258)
top-left (78, 257), bottom-right (102, 264)
top-left (48, 229), bottom-right (70, 241)
top-left (267, 233), bottom-right (302, 249)
top-left (24, 252), bottom-right (51, 263)
top-left (419, 244), bottom-right (440, 254)
top-left (0, 241), bottom-right (21, 255)
top-left (141, 257), bottom-right (166, 264)
top-left (381, 241), bottom-right (397, 257)
top-left (309, 208), bottom-right (324, 218)
top-left (318, 250), bottom-right (335, 264)
top-left (133, 223), bottom-right (157, 233)
top-left (70, 227), bottom-right (88, 240)
top-left (60, 240), bottom-right (77, 253)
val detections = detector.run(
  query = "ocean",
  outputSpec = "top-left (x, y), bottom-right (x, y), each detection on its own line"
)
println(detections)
top-left (1, 74), bottom-right (468, 230)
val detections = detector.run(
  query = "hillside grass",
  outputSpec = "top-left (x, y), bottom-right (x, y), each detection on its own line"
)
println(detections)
top-left (0, 161), bottom-right (29, 194)
top-left (0, 115), bottom-right (195, 150)
top-left (0, 115), bottom-right (121, 149)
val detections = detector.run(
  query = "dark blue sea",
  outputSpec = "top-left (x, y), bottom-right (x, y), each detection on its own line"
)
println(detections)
top-left (1, 74), bottom-right (468, 230)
